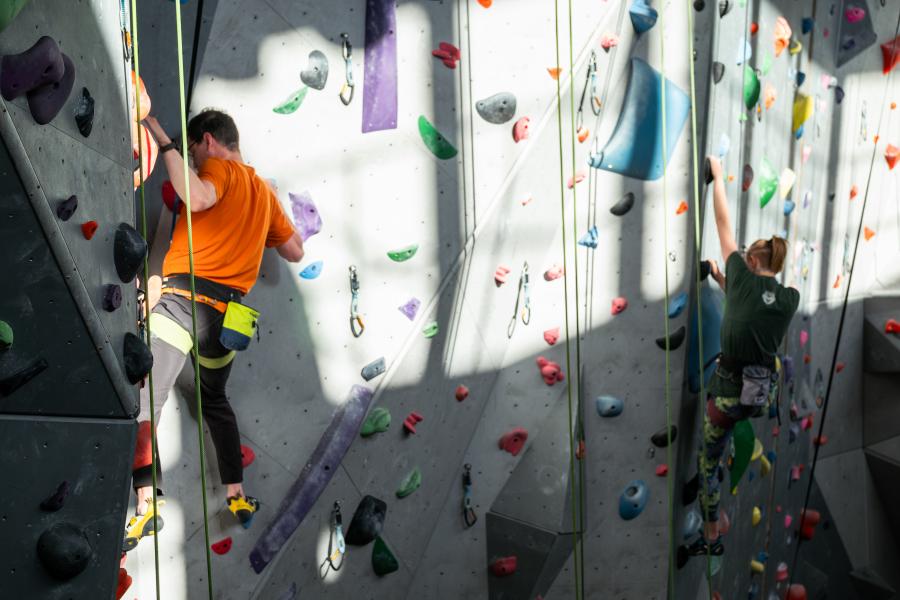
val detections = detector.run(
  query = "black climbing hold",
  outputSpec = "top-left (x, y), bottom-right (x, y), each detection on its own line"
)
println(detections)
top-left (114, 223), bottom-right (148, 283)
top-left (37, 522), bottom-right (93, 580)
top-left (693, 0), bottom-right (704, 11)
top-left (40, 481), bottom-right (71, 512)
top-left (73, 87), bottom-right (94, 137)
top-left (0, 356), bottom-right (48, 397)
top-left (718, 0), bottom-right (732, 17)
top-left (345, 494), bottom-right (387, 546)
top-left (699, 260), bottom-right (711, 281)
top-left (610, 192), bottom-right (635, 216)
top-left (102, 284), bottom-right (122, 312)
top-left (27, 52), bottom-right (75, 125)
top-left (704, 158), bottom-right (714, 185)
top-left (676, 544), bottom-right (690, 569)
top-left (656, 325), bottom-right (686, 350)
top-left (651, 425), bottom-right (678, 447)
top-left (56, 195), bottom-right (77, 221)
top-left (123, 332), bottom-right (153, 384)
top-left (834, 86), bottom-right (845, 104)
top-left (682, 473), bottom-right (699, 506)
top-left (0, 36), bottom-right (65, 101)
top-left (372, 536), bottom-right (399, 576)
top-left (712, 62), bottom-right (725, 84)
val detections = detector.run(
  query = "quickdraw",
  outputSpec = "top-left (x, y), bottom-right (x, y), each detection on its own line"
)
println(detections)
top-left (339, 33), bottom-right (355, 106)
top-left (349, 265), bottom-right (364, 337)
top-left (506, 261), bottom-right (531, 338)
top-left (462, 464), bottom-right (477, 528)
top-left (860, 101), bottom-right (867, 143)
top-left (119, 0), bottom-right (132, 61)
top-left (325, 501), bottom-right (346, 572)
top-left (575, 51), bottom-right (600, 142)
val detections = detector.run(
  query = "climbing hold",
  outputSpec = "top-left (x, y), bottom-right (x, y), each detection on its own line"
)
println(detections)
top-left (273, 86), bottom-right (309, 114)
top-left (490, 556), bottom-right (517, 577)
top-left (300, 50), bottom-right (329, 90)
top-left (1, 36), bottom-right (65, 101)
top-left (802, 17), bottom-right (814, 34)
top-left (668, 292), bottom-right (688, 318)
top-left (544, 264), bottom-right (564, 281)
top-left (289, 191), bottom-right (323, 240)
top-left (792, 94), bottom-right (813, 135)
top-left (299, 260), bottom-right (324, 280)
top-left (477, 0), bottom-right (491, 7)
top-left (629, 0), bottom-right (658, 34)
top-left (784, 514), bottom-right (793, 528)
top-left (418, 115), bottom-right (457, 159)
top-left (241, 445), bottom-right (256, 468)
top-left (750, 559), bottom-right (765, 574)
top-left (743, 67), bottom-right (760, 111)
top-left (567, 172), bottom-right (586, 188)
top-left (760, 53), bottom-right (773, 77)
top-left (543, 327), bottom-right (560, 346)
top-left (885, 144), bottom-right (899, 170)
top-left (742, 164), bottom-right (754, 192)
top-left (790, 464), bottom-right (803, 481)
top-left (655, 464), bottom-right (668, 477)
top-left (718, 1), bottom-right (731, 18)
top-left (345, 495), bottom-right (387, 546)
top-left (773, 17), bottom-right (792, 57)
top-left (81, 221), bottom-right (98, 240)
top-left (600, 34), bottom-right (619, 51)
top-left (361, 357), bottom-right (386, 381)
top-left (716, 133), bottom-right (730, 159)
top-left (372, 536), bottom-right (399, 576)
top-left (455, 385), bottom-right (469, 402)
top-left (73, 87), bottom-right (94, 137)
top-left (712, 62), bottom-right (725, 84)
top-left (403, 411), bottom-right (423, 434)
top-left (494, 264), bottom-right (511, 286)
top-left (102, 284), bottom-right (122, 312)
top-left (786, 585), bottom-right (807, 600)
top-left (752, 506), bottom-right (762, 526)
top-left (387, 244), bottom-right (419, 262)
top-left (789, 40), bottom-right (803, 55)
top-left (655, 325), bottom-right (686, 351)
top-left (758, 157), bottom-right (777, 208)
top-left (596, 395), bottom-right (623, 417)
top-left (813, 435), bottom-right (828, 446)
top-left (692, 0), bottom-right (704, 11)
top-left (476, 92), bottom-right (517, 125)
top-left (211, 537), bottom-right (233, 555)
top-left (610, 297), bottom-right (628, 316)
top-left (775, 561), bottom-right (789, 582)
top-left (730, 420), bottom-right (755, 491)
top-left (799, 329), bottom-right (809, 347)
top-left (778, 168), bottom-right (796, 200)
top-left (885, 319), bottom-right (900, 334)
top-left (0, 356), bottom-right (48, 397)
top-left (763, 83), bottom-right (776, 110)
top-left (25, 49), bottom-right (75, 124)
top-left (547, 67), bottom-right (562, 80)
top-left (610, 192), bottom-right (635, 216)
top-left (882, 36), bottom-right (900, 75)
top-left (0, 320), bottom-right (13, 350)
top-left (361, 407), bottom-right (391, 437)
top-left (498, 428), bottom-right (528, 456)
top-left (736, 37), bottom-right (752, 65)
top-left (56, 195), bottom-right (77, 221)
top-left (398, 298), bottom-right (420, 320)
top-left (835, 86), bottom-right (845, 104)
top-left (396, 467), bottom-right (422, 498)
top-left (760, 454), bottom-right (772, 476)
top-left (422, 321), bottom-right (439, 338)
top-left (796, 71), bottom-right (806, 87)
top-left (845, 6), bottom-right (865, 23)
top-left (799, 508), bottom-right (820, 540)
top-left (123, 332), bottom-right (153, 384)
top-left (673, 200), bottom-right (688, 216)
top-left (40, 481), bottom-right (70, 512)
top-left (512, 117), bottom-right (530, 142)
top-left (37, 522), bottom-right (92, 580)
top-left (619, 480), bottom-right (648, 520)
top-left (432, 42), bottom-right (461, 69)
top-left (719, 510), bottom-right (731, 535)
top-left (116, 567), bottom-right (132, 599)
top-left (114, 223), bottom-right (148, 283)
top-left (682, 510), bottom-right (702, 541)
top-left (536, 356), bottom-right (564, 385)
top-left (651, 425), bottom-right (677, 448)
top-left (750, 22), bottom-right (759, 36)
top-left (578, 225), bottom-right (599, 249)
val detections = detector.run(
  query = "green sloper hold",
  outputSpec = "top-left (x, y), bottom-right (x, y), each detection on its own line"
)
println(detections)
top-left (729, 419), bottom-right (755, 492)
top-left (361, 407), bottom-right (391, 437)
top-left (273, 86), bottom-right (309, 114)
top-left (743, 67), bottom-right (760, 111)
top-left (387, 244), bottom-right (418, 262)
top-left (417, 115), bottom-right (457, 159)
top-left (0, 1), bottom-right (29, 33)
top-left (758, 157), bottom-right (778, 208)
top-left (372, 536), bottom-right (399, 576)
top-left (0, 320), bottom-right (12, 350)
top-left (422, 321), bottom-right (439, 338)
top-left (396, 467), bottom-right (421, 498)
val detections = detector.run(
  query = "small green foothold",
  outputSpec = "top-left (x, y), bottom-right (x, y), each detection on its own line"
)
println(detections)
top-left (396, 467), bottom-right (421, 498)
top-left (422, 321), bottom-right (439, 338)
top-left (0, 320), bottom-right (13, 350)
top-left (361, 407), bottom-right (391, 437)
top-left (372, 536), bottom-right (399, 576)
top-left (417, 115), bottom-right (458, 159)
top-left (273, 86), bottom-right (309, 114)
top-left (759, 53), bottom-right (773, 76)
top-left (387, 244), bottom-right (419, 262)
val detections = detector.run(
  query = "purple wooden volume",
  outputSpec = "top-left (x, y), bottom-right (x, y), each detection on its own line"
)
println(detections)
top-left (362, 0), bottom-right (398, 133)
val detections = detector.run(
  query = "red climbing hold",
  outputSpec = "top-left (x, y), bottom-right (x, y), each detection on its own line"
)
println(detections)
top-left (536, 356), bottom-right (564, 385)
top-left (885, 319), bottom-right (900, 334)
top-left (543, 327), bottom-right (560, 345)
top-left (241, 444), bottom-right (256, 468)
top-left (513, 117), bottom-right (530, 142)
top-left (490, 556), bottom-right (517, 577)
top-left (403, 411), bottom-right (424, 434)
top-left (610, 297), bottom-right (628, 315)
top-left (676, 200), bottom-right (688, 215)
top-left (799, 509), bottom-right (820, 540)
top-left (455, 384), bottom-right (469, 402)
top-left (544, 264), bottom-right (564, 281)
top-left (161, 180), bottom-right (179, 213)
top-left (813, 435), bottom-right (828, 446)
top-left (116, 567), bottom-right (132, 599)
top-left (849, 185), bottom-right (858, 200)
top-left (787, 584), bottom-right (808, 600)
top-left (801, 414), bottom-right (813, 431)
top-left (432, 42), bottom-right (461, 69)
top-left (211, 537), bottom-right (233, 555)
top-left (81, 221), bottom-right (98, 240)
top-left (655, 464), bottom-right (668, 477)
top-left (881, 35), bottom-right (900, 75)
top-left (885, 144), bottom-right (899, 170)
top-left (750, 22), bottom-right (759, 35)
top-left (498, 428), bottom-right (528, 456)
top-left (835, 362), bottom-right (845, 373)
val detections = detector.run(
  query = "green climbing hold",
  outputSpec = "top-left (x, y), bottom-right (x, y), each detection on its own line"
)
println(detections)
top-left (422, 321), bottom-right (439, 338)
top-left (387, 244), bottom-right (419, 262)
top-left (758, 157), bottom-right (778, 208)
top-left (273, 86), bottom-right (309, 114)
top-left (372, 536), bottom-right (399, 576)
top-left (729, 419), bottom-right (755, 492)
top-left (759, 53), bottom-right (773, 76)
top-left (361, 407), bottom-right (391, 437)
top-left (396, 467), bottom-right (421, 498)
top-left (0, 1), bottom-right (29, 33)
top-left (0, 320), bottom-right (13, 350)
top-left (417, 115), bottom-right (457, 159)
top-left (743, 67), bottom-right (760, 111)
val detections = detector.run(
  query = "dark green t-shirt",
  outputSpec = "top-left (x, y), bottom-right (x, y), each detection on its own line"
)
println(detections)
top-left (708, 251), bottom-right (800, 397)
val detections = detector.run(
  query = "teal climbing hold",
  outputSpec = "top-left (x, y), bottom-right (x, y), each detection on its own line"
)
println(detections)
top-left (784, 200), bottom-right (795, 216)
top-left (687, 284), bottom-right (723, 393)
top-left (619, 480), bottom-right (648, 520)
top-left (299, 260), bottom-right (323, 279)
top-left (596, 395), bottom-right (623, 417)
top-left (361, 407), bottom-right (391, 437)
top-left (629, 0), bottom-right (658, 34)
top-left (729, 419), bottom-right (755, 492)
top-left (273, 86), bottom-right (309, 114)
top-left (372, 536), bottom-right (399, 576)
top-left (682, 510), bottom-right (702, 541)
top-left (387, 244), bottom-right (419, 262)
top-left (396, 467), bottom-right (422, 498)
top-left (577, 226), bottom-right (599, 249)
top-left (0, 320), bottom-right (13, 350)
top-left (418, 115), bottom-right (457, 159)
top-left (668, 292), bottom-right (688, 318)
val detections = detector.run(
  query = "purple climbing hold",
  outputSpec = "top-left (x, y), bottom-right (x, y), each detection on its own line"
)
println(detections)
top-left (362, 0), bottom-right (398, 133)
top-left (398, 297), bottom-right (421, 320)
top-left (289, 191), bottom-right (322, 240)
top-left (56, 195), bottom-right (77, 221)
top-left (102, 284), bottom-right (122, 312)
top-left (0, 36), bottom-right (65, 101)
top-left (27, 52), bottom-right (75, 125)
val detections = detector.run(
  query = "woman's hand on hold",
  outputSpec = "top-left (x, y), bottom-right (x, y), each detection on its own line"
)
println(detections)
top-left (707, 155), bottom-right (723, 181)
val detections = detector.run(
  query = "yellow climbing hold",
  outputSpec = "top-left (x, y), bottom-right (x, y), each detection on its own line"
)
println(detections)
top-left (752, 506), bottom-right (762, 526)
top-left (750, 559), bottom-right (765, 574)
top-left (792, 94), bottom-right (813, 134)
top-left (751, 438), bottom-right (764, 461)
top-left (779, 168), bottom-right (796, 199)
top-left (760, 454), bottom-right (772, 476)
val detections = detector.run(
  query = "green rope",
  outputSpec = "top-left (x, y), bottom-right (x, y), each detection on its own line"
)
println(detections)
top-left (172, 1), bottom-right (215, 597)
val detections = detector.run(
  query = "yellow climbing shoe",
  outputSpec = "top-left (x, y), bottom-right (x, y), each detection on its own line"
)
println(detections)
top-left (123, 499), bottom-right (165, 552)
top-left (227, 495), bottom-right (260, 529)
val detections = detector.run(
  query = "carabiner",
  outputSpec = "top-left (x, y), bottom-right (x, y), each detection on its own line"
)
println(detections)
top-left (349, 266), bottom-right (364, 337)
top-left (340, 33), bottom-right (355, 106)
top-left (506, 262), bottom-right (531, 338)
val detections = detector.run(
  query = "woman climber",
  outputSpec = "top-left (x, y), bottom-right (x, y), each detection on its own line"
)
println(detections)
top-left (691, 156), bottom-right (800, 555)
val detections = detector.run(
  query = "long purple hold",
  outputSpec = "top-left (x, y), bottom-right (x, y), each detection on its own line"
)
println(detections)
top-left (248, 385), bottom-right (374, 573)
top-left (362, 0), bottom-right (398, 133)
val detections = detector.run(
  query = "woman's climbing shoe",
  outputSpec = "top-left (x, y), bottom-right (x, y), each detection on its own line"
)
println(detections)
top-left (688, 537), bottom-right (725, 556)
top-left (227, 495), bottom-right (260, 529)
top-left (122, 499), bottom-right (165, 552)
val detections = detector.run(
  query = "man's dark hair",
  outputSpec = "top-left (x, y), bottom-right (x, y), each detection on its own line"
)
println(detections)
top-left (187, 108), bottom-right (239, 150)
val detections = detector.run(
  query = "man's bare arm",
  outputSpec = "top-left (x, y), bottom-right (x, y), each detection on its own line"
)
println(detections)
top-left (144, 116), bottom-right (217, 212)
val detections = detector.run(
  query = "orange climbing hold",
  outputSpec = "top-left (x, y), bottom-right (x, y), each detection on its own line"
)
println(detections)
top-left (885, 144), bottom-right (899, 170)
top-left (881, 35), bottom-right (900, 75)
top-left (536, 356), bottom-right (564, 385)
top-left (833, 274), bottom-right (841, 289)
top-left (773, 17), bottom-right (792, 56)
top-left (81, 220), bottom-right (98, 240)
top-left (477, 0), bottom-right (492, 7)
top-left (676, 200), bottom-right (688, 215)
top-left (886, 319), bottom-right (900, 334)
top-left (547, 67), bottom-right (562, 80)
top-left (864, 227), bottom-right (876, 241)
top-left (850, 184), bottom-right (859, 199)
top-left (763, 83), bottom-right (777, 110)
top-left (577, 127), bottom-right (590, 143)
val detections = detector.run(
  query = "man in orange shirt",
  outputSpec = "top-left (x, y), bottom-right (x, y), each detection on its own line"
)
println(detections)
top-left (124, 109), bottom-right (304, 551)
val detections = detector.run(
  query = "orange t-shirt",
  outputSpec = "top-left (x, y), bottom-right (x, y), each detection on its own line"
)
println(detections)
top-left (162, 158), bottom-right (295, 294)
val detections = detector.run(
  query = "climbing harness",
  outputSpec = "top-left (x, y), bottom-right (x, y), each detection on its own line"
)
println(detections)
top-left (339, 33), bottom-right (355, 106)
top-left (506, 261), bottom-right (531, 338)
top-left (325, 501), bottom-right (346, 572)
top-left (348, 266), bottom-right (365, 337)
top-left (462, 464), bottom-right (477, 528)
top-left (575, 50), bottom-right (600, 138)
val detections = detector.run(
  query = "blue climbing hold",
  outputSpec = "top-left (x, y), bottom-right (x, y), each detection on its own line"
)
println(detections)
top-left (735, 37), bottom-right (752, 65)
top-left (299, 261), bottom-right (323, 280)
top-left (717, 133), bottom-right (730, 159)
top-left (668, 292), bottom-right (688, 319)
top-left (766, 450), bottom-right (777, 464)
top-left (588, 58), bottom-right (690, 181)
top-left (687, 283), bottom-right (723, 393)
top-left (796, 71), bottom-right (806, 87)
top-left (682, 510), bottom-right (702, 541)
top-left (795, 124), bottom-right (805, 140)
top-left (629, 0), bottom-right (658, 34)
top-left (784, 200), bottom-right (795, 216)
top-left (595, 395), bottom-right (623, 417)
top-left (619, 480), bottom-right (648, 520)
top-left (577, 226), bottom-right (599, 249)
top-left (802, 17), bottom-right (814, 34)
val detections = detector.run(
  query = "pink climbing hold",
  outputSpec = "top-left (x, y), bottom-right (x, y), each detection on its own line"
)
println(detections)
top-left (799, 330), bottom-right (809, 347)
top-left (567, 172), bottom-right (586, 189)
top-left (600, 34), bottom-right (619, 50)
top-left (544, 264), bottom-right (564, 281)
top-left (885, 319), bottom-right (900, 334)
top-left (455, 384), bottom-right (469, 402)
top-left (543, 327), bottom-right (560, 346)
top-left (802, 145), bottom-right (812, 163)
top-left (776, 562), bottom-right (789, 582)
top-left (655, 464), bottom-right (668, 477)
top-left (490, 556), bottom-right (518, 577)
top-left (784, 514), bottom-right (793, 528)
top-left (494, 265), bottom-right (511, 286)
top-left (536, 356), bottom-right (565, 385)
top-left (403, 411), bottom-right (424, 434)
top-left (719, 510), bottom-right (731, 535)
top-left (844, 6), bottom-right (865, 23)
top-left (801, 415), bottom-right (813, 431)
top-left (610, 297), bottom-right (628, 315)
top-left (499, 428), bottom-right (528, 456)
top-left (813, 435), bottom-right (828, 446)
top-left (432, 42), bottom-right (461, 69)
top-left (241, 445), bottom-right (256, 468)
top-left (513, 117), bottom-right (530, 142)
top-left (790, 464), bottom-right (804, 482)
